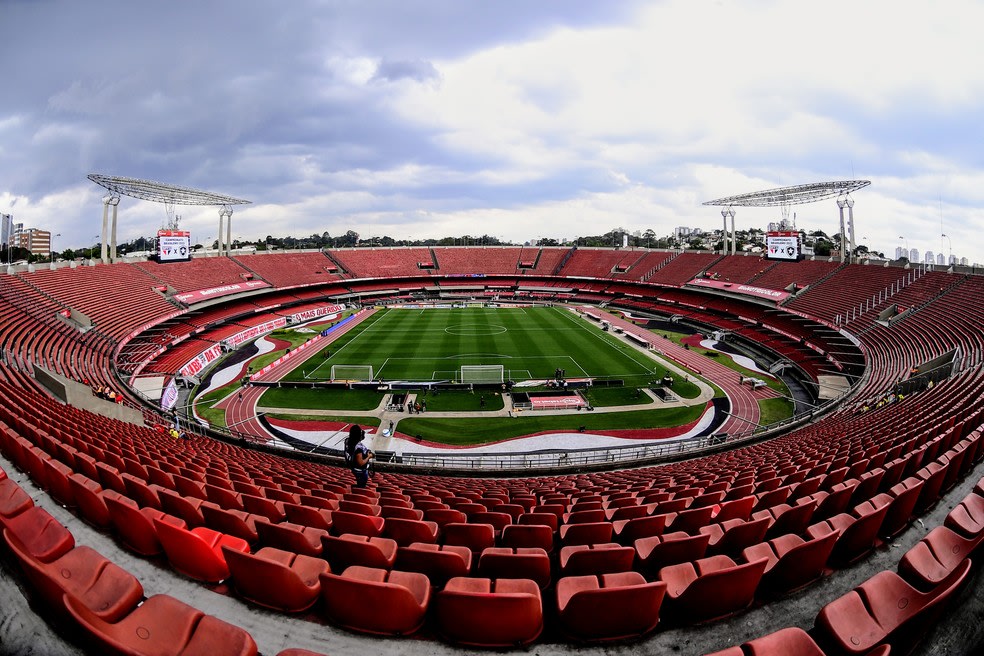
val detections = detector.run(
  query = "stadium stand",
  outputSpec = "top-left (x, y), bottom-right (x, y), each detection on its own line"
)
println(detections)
top-left (0, 251), bottom-right (983, 655)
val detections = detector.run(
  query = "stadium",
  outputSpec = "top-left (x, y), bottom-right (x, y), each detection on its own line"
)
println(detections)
top-left (2, 231), bottom-right (984, 655)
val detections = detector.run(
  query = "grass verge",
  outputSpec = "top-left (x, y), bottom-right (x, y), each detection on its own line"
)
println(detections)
top-left (395, 403), bottom-right (707, 445)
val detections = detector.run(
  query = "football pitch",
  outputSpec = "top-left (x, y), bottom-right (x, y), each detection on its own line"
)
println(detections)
top-left (286, 306), bottom-right (662, 384)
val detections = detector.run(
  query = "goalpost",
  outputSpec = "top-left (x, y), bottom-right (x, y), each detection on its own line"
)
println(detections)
top-left (330, 364), bottom-right (374, 381)
top-left (460, 364), bottom-right (505, 384)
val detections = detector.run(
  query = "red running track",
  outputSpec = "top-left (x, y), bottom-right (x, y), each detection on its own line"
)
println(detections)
top-left (218, 309), bottom-right (379, 442)
top-left (580, 308), bottom-right (776, 435)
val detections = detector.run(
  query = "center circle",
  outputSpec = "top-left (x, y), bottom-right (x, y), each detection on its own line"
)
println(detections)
top-left (445, 324), bottom-right (507, 336)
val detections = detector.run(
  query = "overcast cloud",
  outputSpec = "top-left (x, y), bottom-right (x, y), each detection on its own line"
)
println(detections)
top-left (2, 0), bottom-right (983, 263)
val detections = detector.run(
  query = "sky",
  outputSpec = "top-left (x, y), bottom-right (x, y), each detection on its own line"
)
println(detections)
top-left (2, 0), bottom-right (984, 263)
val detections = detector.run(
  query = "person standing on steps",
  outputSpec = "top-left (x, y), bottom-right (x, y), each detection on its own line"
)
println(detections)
top-left (344, 424), bottom-right (374, 488)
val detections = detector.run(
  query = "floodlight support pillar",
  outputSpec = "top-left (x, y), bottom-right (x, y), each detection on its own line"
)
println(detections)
top-left (110, 198), bottom-right (119, 262)
top-left (721, 210), bottom-right (729, 254)
top-left (730, 211), bottom-right (737, 255)
top-left (100, 198), bottom-right (110, 264)
top-left (219, 206), bottom-right (233, 257)
top-left (846, 196), bottom-right (856, 262)
top-left (226, 207), bottom-right (233, 256)
top-left (836, 198), bottom-right (847, 263)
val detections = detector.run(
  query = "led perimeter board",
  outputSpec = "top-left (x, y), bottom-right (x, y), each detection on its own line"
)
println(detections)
top-left (157, 229), bottom-right (191, 262)
top-left (766, 230), bottom-right (801, 261)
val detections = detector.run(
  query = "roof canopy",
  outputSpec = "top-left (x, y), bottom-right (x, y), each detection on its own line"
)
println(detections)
top-left (703, 180), bottom-right (870, 207)
top-left (87, 174), bottom-right (251, 206)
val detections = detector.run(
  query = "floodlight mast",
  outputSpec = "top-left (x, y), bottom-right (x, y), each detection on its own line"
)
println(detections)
top-left (87, 174), bottom-right (251, 263)
top-left (704, 180), bottom-right (870, 262)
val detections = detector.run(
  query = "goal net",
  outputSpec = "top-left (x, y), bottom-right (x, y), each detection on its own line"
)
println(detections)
top-left (330, 364), bottom-right (374, 381)
top-left (460, 364), bottom-right (505, 384)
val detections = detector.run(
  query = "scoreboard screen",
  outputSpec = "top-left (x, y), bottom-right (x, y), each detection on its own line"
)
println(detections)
top-left (157, 230), bottom-right (191, 262)
top-left (766, 230), bottom-right (801, 261)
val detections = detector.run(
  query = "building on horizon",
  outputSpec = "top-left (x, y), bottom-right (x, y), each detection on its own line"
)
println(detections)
top-left (925, 250), bottom-right (935, 264)
top-left (909, 247), bottom-right (919, 262)
top-left (12, 227), bottom-right (51, 257)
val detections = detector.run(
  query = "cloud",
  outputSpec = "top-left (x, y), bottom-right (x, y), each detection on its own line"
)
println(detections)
top-left (371, 58), bottom-right (441, 86)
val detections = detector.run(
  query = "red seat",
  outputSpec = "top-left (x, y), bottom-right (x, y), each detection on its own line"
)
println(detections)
top-left (67, 474), bottom-right (114, 529)
top-left (556, 572), bottom-right (666, 642)
top-left (739, 626), bottom-right (878, 656)
top-left (700, 517), bottom-right (770, 557)
top-left (755, 500), bottom-right (816, 540)
top-left (330, 510), bottom-right (384, 537)
top-left (104, 494), bottom-right (179, 556)
top-left (200, 504), bottom-right (261, 544)
top-left (518, 511), bottom-right (559, 532)
top-left (320, 566), bottom-right (430, 636)
top-left (443, 522), bottom-right (495, 554)
top-left (153, 518), bottom-right (249, 583)
top-left (559, 521), bottom-right (614, 546)
top-left (898, 525), bottom-right (976, 591)
top-left (224, 546), bottom-right (328, 612)
top-left (806, 498), bottom-right (889, 565)
top-left (878, 478), bottom-right (924, 538)
top-left (65, 593), bottom-right (258, 656)
top-left (612, 514), bottom-right (667, 545)
top-left (283, 503), bottom-right (333, 531)
top-left (0, 477), bottom-right (34, 526)
top-left (944, 492), bottom-right (984, 540)
top-left (816, 560), bottom-right (971, 655)
top-left (6, 539), bottom-right (143, 625)
top-left (659, 554), bottom-right (768, 623)
top-left (635, 531), bottom-right (711, 575)
top-left (242, 493), bottom-right (286, 523)
top-left (3, 505), bottom-right (75, 563)
top-left (435, 577), bottom-right (543, 647)
top-left (121, 473), bottom-right (162, 510)
top-left (477, 547), bottom-right (551, 588)
top-left (255, 520), bottom-right (326, 557)
top-left (559, 542), bottom-right (635, 577)
top-left (42, 458), bottom-right (76, 507)
top-left (742, 531), bottom-right (838, 596)
top-left (158, 487), bottom-right (207, 528)
top-left (501, 523), bottom-right (554, 551)
top-left (321, 533), bottom-right (398, 571)
top-left (382, 517), bottom-right (438, 546)
top-left (395, 543), bottom-right (472, 586)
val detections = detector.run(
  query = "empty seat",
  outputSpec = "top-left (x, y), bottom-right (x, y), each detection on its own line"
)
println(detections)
top-left (320, 566), bottom-right (430, 636)
top-left (443, 522), bottom-right (495, 554)
top-left (613, 514), bottom-right (667, 545)
top-left (0, 477), bottom-right (34, 527)
top-left (153, 518), bottom-right (249, 583)
top-left (395, 543), bottom-right (472, 586)
top-left (477, 547), bottom-right (551, 588)
top-left (816, 561), bottom-right (971, 655)
top-left (556, 572), bottom-right (667, 642)
top-left (382, 517), bottom-right (438, 547)
top-left (806, 498), bottom-right (889, 565)
top-left (224, 546), bottom-right (328, 612)
top-left (700, 517), bottom-right (770, 557)
top-left (321, 533), bottom-right (398, 571)
top-left (635, 531), bottom-right (711, 575)
top-left (659, 554), bottom-right (768, 623)
top-left (6, 541), bottom-right (143, 625)
top-left (200, 504), bottom-right (261, 544)
top-left (944, 492), bottom-right (984, 541)
top-left (559, 521), bottom-right (614, 547)
top-left (500, 523), bottom-right (554, 552)
top-left (2, 505), bottom-right (75, 563)
top-left (435, 577), bottom-right (543, 647)
top-left (65, 593), bottom-right (258, 656)
top-left (898, 525), bottom-right (976, 591)
top-left (255, 520), bottom-right (326, 557)
top-left (559, 542), bottom-right (635, 577)
top-left (104, 494), bottom-right (178, 557)
top-left (330, 510), bottom-right (384, 537)
top-left (742, 531), bottom-right (839, 596)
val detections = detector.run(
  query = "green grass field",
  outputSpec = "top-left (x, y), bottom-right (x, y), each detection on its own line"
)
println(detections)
top-left (285, 306), bottom-right (663, 384)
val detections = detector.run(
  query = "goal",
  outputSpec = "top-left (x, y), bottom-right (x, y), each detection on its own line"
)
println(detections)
top-left (460, 364), bottom-right (505, 384)
top-left (330, 364), bottom-right (374, 381)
